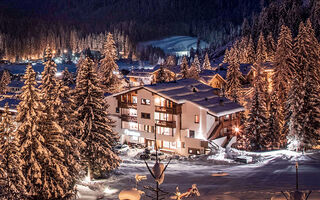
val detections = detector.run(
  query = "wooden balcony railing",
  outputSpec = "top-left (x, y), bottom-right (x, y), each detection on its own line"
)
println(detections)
top-left (121, 115), bottom-right (138, 122)
top-left (155, 106), bottom-right (181, 114)
top-left (155, 120), bottom-right (176, 128)
top-left (119, 102), bottom-right (137, 108)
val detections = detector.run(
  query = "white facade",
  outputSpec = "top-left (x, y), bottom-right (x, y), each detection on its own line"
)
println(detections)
top-left (106, 80), bottom-right (244, 156)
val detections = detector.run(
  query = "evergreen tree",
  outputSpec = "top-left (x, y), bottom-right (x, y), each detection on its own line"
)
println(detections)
top-left (188, 64), bottom-right (200, 80)
top-left (247, 36), bottom-right (256, 64)
top-left (266, 93), bottom-right (282, 149)
top-left (40, 46), bottom-right (57, 108)
top-left (0, 103), bottom-right (26, 199)
top-left (155, 66), bottom-right (173, 83)
top-left (239, 36), bottom-right (249, 63)
top-left (17, 65), bottom-right (77, 199)
top-left (0, 70), bottom-right (11, 94)
top-left (225, 61), bottom-right (242, 102)
top-left (62, 68), bottom-right (74, 86)
top-left (286, 21), bottom-right (320, 150)
top-left (223, 49), bottom-right (230, 63)
top-left (256, 32), bottom-right (267, 63)
top-left (72, 56), bottom-right (120, 179)
top-left (180, 56), bottom-right (189, 79)
top-left (266, 32), bottom-right (276, 62)
top-left (165, 55), bottom-right (176, 67)
top-left (237, 65), bottom-right (268, 151)
top-left (202, 52), bottom-right (211, 70)
top-left (192, 55), bottom-right (201, 73)
top-left (99, 33), bottom-right (122, 93)
top-left (273, 25), bottom-right (296, 144)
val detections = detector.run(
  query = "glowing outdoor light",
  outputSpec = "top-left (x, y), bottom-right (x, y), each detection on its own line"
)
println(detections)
top-left (155, 97), bottom-right (161, 105)
top-left (52, 50), bottom-right (56, 54)
top-left (234, 126), bottom-right (240, 133)
top-left (64, 49), bottom-right (68, 53)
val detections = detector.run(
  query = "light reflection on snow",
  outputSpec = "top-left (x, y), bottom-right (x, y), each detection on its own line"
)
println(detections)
top-left (104, 186), bottom-right (118, 195)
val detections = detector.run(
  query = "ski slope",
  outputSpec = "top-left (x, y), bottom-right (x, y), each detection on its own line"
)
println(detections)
top-left (140, 36), bottom-right (209, 56)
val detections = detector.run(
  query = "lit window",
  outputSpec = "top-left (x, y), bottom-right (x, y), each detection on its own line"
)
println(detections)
top-left (132, 96), bottom-right (138, 104)
top-left (194, 115), bottom-right (199, 123)
top-left (171, 142), bottom-right (176, 149)
top-left (163, 141), bottom-right (170, 148)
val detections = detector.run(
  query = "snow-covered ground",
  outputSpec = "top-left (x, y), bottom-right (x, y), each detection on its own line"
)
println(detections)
top-left (76, 149), bottom-right (320, 200)
top-left (139, 36), bottom-right (209, 57)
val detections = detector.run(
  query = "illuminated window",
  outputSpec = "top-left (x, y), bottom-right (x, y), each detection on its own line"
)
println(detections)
top-left (141, 112), bottom-right (151, 119)
top-left (141, 98), bottom-right (151, 105)
top-left (194, 115), bottom-right (199, 123)
top-left (163, 141), bottom-right (170, 148)
top-left (132, 96), bottom-right (138, 104)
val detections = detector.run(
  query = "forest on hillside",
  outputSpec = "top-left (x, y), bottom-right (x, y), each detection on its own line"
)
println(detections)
top-left (0, 0), bottom-right (264, 61)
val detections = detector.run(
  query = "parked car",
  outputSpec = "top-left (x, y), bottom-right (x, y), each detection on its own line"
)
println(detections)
top-left (114, 144), bottom-right (129, 154)
top-left (150, 152), bottom-right (166, 160)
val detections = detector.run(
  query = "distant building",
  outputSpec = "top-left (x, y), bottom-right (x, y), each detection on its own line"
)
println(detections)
top-left (106, 79), bottom-right (244, 156)
top-left (0, 98), bottom-right (21, 114)
top-left (7, 81), bottom-right (24, 94)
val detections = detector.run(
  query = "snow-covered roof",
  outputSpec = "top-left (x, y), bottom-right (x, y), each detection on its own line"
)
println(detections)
top-left (153, 65), bottom-right (181, 74)
top-left (0, 98), bottom-right (21, 112)
top-left (143, 79), bottom-right (244, 117)
top-left (127, 69), bottom-right (154, 78)
top-left (8, 80), bottom-right (24, 88)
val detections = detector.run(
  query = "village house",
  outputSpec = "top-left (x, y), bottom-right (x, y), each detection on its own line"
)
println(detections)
top-left (106, 79), bottom-right (244, 156)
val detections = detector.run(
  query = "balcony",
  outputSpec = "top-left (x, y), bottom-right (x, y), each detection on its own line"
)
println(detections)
top-left (119, 102), bottom-right (137, 108)
top-left (155, 106), bottom-right (181, 114)
top-left (121, 115), bottom-right (138, 122)
top-left (155, 120), bottom-right (176, 128)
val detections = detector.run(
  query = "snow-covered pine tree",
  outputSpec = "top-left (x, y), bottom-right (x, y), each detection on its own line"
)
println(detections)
top-left (266, 32), bottom-right (276, 62)
top-left (223, 49), bottom-right (230, 63)
top-left (239, 36), bottom-right (249, 63)
top-left (62, 68), bottom-right (74, 86)
top-left (247, 36), bottom-right (256, 64)
top-left (54, 79), bottom-right (82, 182)
top-left (40, 46), bottom-right (58, 109)
top-left (72, 56), bottom-right (120, 179)
top-left (165, 55), bottom-right (176, 67)
top-left (225, 60), bottom-right (242, 102)
top-left (256, 32), bottom-right (267, 63)
top-left (188, 62), bottom-right (200, 80)
top-left (192, 55), bottom-right (201, 73)
top-left (17, 65), bottom-right (77, 199)
top-left (237, 64), bottom-right (268, 151)
top-left (285, 75), bottom-right (304, 151)
top-left (286, 20), bottom-right (320, 150)
top-left (99, 33), bottom-right (123, 93)
top-left (155, 66), bottom-right (173, 83)
top-left (180, 56), bottom-right (189, 79)
top-left (265, 92), bottom-right (283, 149)
top-left (0, 103), bottom-right (26, 199)
top-left (273, 25), bottom-right (296, 145)
top-left (0, 70), bottom-right (11, 94)
top-left (202, 52), bottom-right (211, 70)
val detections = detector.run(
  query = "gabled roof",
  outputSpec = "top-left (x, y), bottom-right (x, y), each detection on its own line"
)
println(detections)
top-left (8, 80), bottom-right (24, 88)
top-left (113, 79), bottom-right (244, 117)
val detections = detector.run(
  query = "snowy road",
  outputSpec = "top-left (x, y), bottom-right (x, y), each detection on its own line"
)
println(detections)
top-left (77, 150), bottom-right (320, 200)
